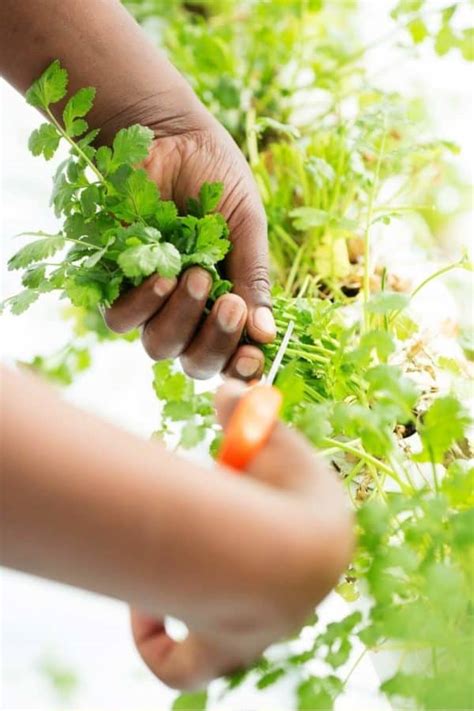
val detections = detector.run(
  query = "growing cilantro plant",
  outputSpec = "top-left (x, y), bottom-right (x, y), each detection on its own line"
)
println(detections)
top-left (2, 60), bottom-right (231, 317)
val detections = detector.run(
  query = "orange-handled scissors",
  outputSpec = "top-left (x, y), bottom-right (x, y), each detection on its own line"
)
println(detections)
top-left (218, 320), bottom-right (295, 471)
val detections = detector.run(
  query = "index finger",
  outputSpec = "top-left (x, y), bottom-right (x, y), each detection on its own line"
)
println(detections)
top-left (131, 609), bottom-right (244, 691)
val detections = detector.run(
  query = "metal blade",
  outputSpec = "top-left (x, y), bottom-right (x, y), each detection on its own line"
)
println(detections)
top-left (265, 319), bottom-right (295, 386)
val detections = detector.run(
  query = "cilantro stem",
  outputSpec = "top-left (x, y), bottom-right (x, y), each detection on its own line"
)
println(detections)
top-left (389, 258), bottom-right (469, 325)
top-left (362, 119), bottom-right (387, 333)
top-left (344, 459), bottom-right (366, 486)
top-left (322, 437), bottom-right (408, 491)
top-left (411, 260), bottom-right (468, 301)
top-left (368, 463), bottom-right (387, 500)
top-left (285, 246), bottom-right (304, 295)
top-left (429, 447), bottom-right (440, 493)
top-left (388, 452), bottom-right (415, 492)
top-left (45, 108), bottom-right (105, 183)
top-left (63, 235), bottom-right (103, 251)
top-left (245, 107), bottom-right (259, 167)
top-left (283, 347), bottom-right (329, 364)
top-left (303, 383), bottom-right (325, 403)
top-left (342, 646), bottom-right (369, 688)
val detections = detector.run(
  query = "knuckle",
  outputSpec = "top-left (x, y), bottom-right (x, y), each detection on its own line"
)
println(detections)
top-left (244, 264), bottom-right (271, 298)
top-left (103, 307), bottom-right (127, 334)
top-left (180, 354), bottom-right (216, 381)
top-left (141, 325), bottom-right (181, 361)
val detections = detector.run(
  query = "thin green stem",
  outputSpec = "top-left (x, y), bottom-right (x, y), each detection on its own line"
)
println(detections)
top-left (344, 458), bottom-right (366, 487)
top-left (285, 347), bottom-right (329, 364)
top-left (322, 437), bottom-right (408, 491)
top-left (373, 204), bottom-right (433, 214)
top-left (64, 235), bottom-right (103, 251)
top-left (389, 259), bottom-right (469, 325)
top-left (245, 107), bottom-right (259, 167)
top-left (368, 462), bottom-right (387, 500)
top-left (297, 274), bottom-right (311, 298)
top-left (285, 246), bottom-right (305, 295)
top-left (342, 647), bottom-right (369, 688)
top-left (411, 260), bottom-right (468, 300)
top-left (388, 453), bottom-right (415, 492)
top-left (429, 447), bottom-right (440, 494)
top-left (46, 108), bottom-right (105, 183)
top-left (15, 230), bottom-right (102, 254)
top-left (363, 120), bottom-right (387, 333)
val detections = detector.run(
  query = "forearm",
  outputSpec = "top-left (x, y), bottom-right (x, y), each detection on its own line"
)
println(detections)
top-left (1, 368), bottom-right (317, 622)
top-left (0, 0), bottom-right (208, 143)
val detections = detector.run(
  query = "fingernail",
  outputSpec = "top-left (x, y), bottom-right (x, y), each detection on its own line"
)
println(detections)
top-left (154, 277), bottom-right (176, 297)
top-left (217, 299), bottom-right (244, 333)
top-left (253, 307), bottom-right (276, 337)
top-left (186, 270), bottom-right (211, 300)
top-left (235, 356), bottom-right (260, 378)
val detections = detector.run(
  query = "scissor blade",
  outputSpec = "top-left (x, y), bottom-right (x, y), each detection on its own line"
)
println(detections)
top-left (266, 319), bottom-right (295, 386)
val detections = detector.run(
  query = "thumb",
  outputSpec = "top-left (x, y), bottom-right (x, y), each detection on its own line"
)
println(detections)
top-left (130, 610), bottom-right (242, 691)
top-left (225, 196), bottom-right (276, 344)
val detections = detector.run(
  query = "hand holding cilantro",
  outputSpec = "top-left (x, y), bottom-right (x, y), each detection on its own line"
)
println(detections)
top-left (0, 0), bottom-right (275, 380)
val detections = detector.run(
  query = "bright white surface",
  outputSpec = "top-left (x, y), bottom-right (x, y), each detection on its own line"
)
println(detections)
top-left (1, 4), bottom-right (472, 708)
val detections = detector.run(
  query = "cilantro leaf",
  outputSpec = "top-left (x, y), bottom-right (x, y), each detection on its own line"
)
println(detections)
top-left (63, 87), bottom-right (96, 137)
top-left (152, 361), bottom-right (194, 402)
top-left (297, 403), bottom-right (333, 446)
top-left (96, 146), bottom-right (113, 175)
top-left (275, 361), bottom-right (306, 417)
top-left (210, 278), bottom-right (232, 299)
top-left (416, 396), bottom-right (470, 463)
top-left (155, 201), bottom-right (179, 232)
top-left (118, 242), bottom-right (181, 279)
top-left (199, 181), bottom-right (224, 213)
top-left (64, 279), bottom-right (103, 308)
top-left (367, 292), bottom-right (409, 314)
top-left (183, 214), bottom-right (231, 267)
top-left (25, 60), bottom-right (68, 109)
top-left (21, 264), bottom-right (47, 289)
top-left (8, 235), bottom-right (65, 270)
top-left (111, 169), bottom-right (160, 221)
top-left (172, 691), bottom-right (207, 711)
top-left (297, 676), bottom-right (343, 710)
top-left (366, 365), bottom-right (418, 421)
top-left (110, 125), bottom-right (154, 170)
top-left (28, 123), bottom-right (61, 160)
top-left (256, 668), bottom-right (285, 689)
top-left (7, 289), bottom-right (40, 315)
top-left (290, 207), bottom-right (330, 230)
top-left (180, 422), bottom-right (206, 449)
top-left (187, 181), bottom-right (223, 216)
top-left (163, 400), bottom-right (195, 421)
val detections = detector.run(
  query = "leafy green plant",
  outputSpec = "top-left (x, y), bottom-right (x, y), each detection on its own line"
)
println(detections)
top-left (3, 0), bottom-right (474, 708)
top-left (2, 61), bottom-right (231, 318)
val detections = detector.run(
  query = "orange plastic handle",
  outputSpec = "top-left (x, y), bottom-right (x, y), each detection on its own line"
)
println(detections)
top-left (217, 384), bottom-right (283, 471)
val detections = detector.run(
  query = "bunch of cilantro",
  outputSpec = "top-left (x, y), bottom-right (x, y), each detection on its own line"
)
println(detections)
top-left (2, 60), bottom-right (231, 317)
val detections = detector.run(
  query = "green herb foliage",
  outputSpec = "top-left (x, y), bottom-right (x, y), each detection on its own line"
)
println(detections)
top-left (2, 61), bottom-right (231, 316)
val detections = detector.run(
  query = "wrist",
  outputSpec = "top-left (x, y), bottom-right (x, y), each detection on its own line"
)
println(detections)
top-left (96, 77), bottom-right (213, 146)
